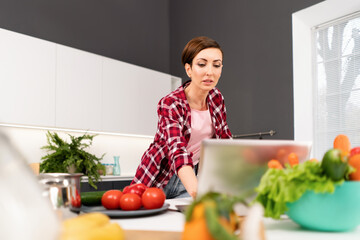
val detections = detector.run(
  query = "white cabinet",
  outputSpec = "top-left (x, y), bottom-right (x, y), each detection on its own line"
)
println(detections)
top-left (0, 28), bottom-right (181, 136)
top-left (55, 45), bottom-right (102, 131)
top-left (102, 58), bottom-right (174, 136)
top-left (0, 28), bottom-right (56, 127)
top-left (133, 67), bottom-right (174, 136)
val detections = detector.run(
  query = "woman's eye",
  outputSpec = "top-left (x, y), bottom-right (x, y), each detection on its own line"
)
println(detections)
top-left (197, 63), bottom-right (206, 67)
top-left (214, 64), bottom-right (221, 68)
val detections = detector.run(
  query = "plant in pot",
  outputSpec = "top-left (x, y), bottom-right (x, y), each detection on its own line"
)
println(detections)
top-left (39, 131), bottom-right (105, 189)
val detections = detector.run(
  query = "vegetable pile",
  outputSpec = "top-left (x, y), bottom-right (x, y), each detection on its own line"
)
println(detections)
top-left (254, 134), bottom-right (360, 219)
top-left (182, 192), bottom-right (244, 240)
top-left (81, 183), bottom-right (166, 211)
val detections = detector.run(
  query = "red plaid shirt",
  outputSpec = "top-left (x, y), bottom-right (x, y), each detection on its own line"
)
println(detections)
top-left (131, 81), bottom-right (232, 189)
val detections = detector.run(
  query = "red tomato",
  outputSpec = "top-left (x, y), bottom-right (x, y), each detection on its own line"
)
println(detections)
top-left (123, 185), bottom-right (130, 193)
top-left (141, 187), bottom-right (166, 209)
top-left (123, 183), bottom-right (148, 197)
top-left (125, 188), bottom-right (143, 197)
top-left (101, 190), bottom-right (123, 210)
top-left (120, 193), bottom-right (142, 211)
top-left (350, 147), bottom-right (360, 158)
top-left (71, 189), bottom-right (81, 208)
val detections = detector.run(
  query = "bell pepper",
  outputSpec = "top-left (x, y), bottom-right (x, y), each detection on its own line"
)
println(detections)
top-left (321, 148), bottom-right (348, 181)
top-left (350, 147), bottom-right (360, 158)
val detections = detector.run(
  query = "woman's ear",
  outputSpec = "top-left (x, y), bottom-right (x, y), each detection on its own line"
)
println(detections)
top-left (185, 63), bottom-right (192, 78)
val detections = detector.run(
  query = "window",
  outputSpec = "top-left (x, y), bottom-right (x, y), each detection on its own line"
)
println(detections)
top-left (313, 15), bottom-right (360, 158)
top-left (292, 0), bottom-right (360, 159)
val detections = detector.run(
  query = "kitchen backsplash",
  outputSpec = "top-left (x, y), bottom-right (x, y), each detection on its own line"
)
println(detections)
top-left (0, 125), bottom-right (153, 177)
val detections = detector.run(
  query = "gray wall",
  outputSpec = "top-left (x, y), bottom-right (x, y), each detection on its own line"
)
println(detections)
top-left (0, 0), bottom-right (170, 73)
top-left (169, 0), bottom-right (323, 139)
top-left (0, 0), bottom-right (324, 139)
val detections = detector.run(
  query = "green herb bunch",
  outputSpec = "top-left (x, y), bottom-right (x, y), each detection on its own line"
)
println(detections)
top-left (40, 131), bottom-right (105, 189)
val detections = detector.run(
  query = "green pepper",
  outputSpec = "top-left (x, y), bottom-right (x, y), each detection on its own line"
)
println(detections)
top-left (321, 149), bottom-right (348, 181)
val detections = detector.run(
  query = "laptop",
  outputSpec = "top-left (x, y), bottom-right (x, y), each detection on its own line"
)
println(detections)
top-left (196, 139), bottom-right (312, 198)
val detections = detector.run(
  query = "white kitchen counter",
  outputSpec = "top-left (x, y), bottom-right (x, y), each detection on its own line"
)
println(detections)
top-left (111, 198), bottom-right (190, 232)
top-left (263, 218), bottom-right (360, 240)
top-left (111, 198), bottom-right (360, 240)
top-left (81, 175), bottom-right (134, 182)
top-left (113, 210), bottom-right (184, 232)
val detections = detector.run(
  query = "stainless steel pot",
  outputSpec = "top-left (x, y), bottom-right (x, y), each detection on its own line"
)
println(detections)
top-left (39, 173), bottom-right (83, 219)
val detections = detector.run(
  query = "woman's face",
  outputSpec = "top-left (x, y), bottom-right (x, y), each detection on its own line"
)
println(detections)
top-left (185, 48), bottom-right (223, 92)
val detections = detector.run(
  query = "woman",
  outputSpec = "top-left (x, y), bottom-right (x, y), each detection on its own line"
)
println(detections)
top-left (131, 36), bottom-right (232, 198)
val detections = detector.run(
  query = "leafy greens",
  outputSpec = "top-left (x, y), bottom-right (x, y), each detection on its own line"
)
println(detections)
top-left (254, 161), bottom-right (343, 219)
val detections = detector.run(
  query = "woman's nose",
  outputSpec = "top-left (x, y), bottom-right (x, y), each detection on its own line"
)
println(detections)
top-left (206, 65), bottom-right (214, 75)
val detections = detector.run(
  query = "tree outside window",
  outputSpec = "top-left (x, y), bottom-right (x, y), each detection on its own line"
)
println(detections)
top-left (314, 16), bottom-right (360, 158)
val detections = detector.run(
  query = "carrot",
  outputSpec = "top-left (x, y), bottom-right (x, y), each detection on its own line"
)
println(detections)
top-left (287, 152), bottom-right (299, 167)
top-left (349, 154), bottom-right (360, 181)
top-left (268, 159), bottom-right (283, 169)
top-left (333, 134), bottom-right (351, 154)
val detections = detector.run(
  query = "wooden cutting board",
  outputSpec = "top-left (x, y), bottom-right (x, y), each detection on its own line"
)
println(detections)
top-left (124, 230), bottom-right (181, 240)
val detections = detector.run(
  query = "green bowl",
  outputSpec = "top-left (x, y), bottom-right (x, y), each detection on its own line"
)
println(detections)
top-left (286, 181), bottom-right (360, 232)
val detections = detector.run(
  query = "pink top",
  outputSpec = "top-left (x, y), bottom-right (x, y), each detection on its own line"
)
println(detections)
top-left (186, 108), bottom-right (214, 165)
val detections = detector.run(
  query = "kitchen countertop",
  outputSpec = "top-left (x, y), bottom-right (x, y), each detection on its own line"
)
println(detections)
top-left (262, 218), bottom-right (360, 240)
top-left (81, 175), bottom-right (134, 182)
top-left (111, 198), bottom-right (360, 240)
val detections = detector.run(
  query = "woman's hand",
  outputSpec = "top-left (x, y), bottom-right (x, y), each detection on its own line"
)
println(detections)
top-left (178, 165), bottom-right (198, 198)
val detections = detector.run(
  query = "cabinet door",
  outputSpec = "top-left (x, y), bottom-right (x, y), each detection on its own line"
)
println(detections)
top-left (55, 45), bottom-right (102, 131)
top-left (0, 29), bottom-right (56, 127)
top-left (102, 57), bottom-right (172, 136)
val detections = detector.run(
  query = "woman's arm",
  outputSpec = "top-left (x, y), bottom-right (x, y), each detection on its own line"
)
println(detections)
top-left (158, 98), bottom-right (193, 173)
top-left (178, 165), bottom-right (198, 198)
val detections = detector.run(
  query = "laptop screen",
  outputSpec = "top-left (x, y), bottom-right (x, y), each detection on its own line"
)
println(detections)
top-left (197, 139), bottom-right (312, 197)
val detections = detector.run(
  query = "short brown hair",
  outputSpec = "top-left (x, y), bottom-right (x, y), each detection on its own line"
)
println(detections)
top-left (181, 36), bottom-right (223, 66)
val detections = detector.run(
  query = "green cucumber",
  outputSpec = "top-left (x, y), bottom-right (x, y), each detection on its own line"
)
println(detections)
top-left (81, 191), bottom-right (106, 206)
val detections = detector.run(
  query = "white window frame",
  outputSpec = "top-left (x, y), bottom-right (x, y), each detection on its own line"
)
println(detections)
top-left (292, 0), bottom-right (360, 158)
